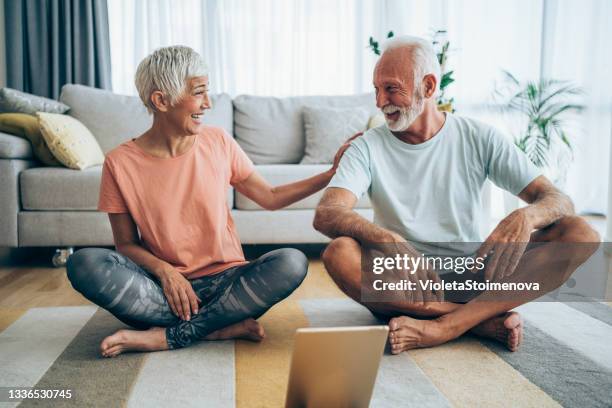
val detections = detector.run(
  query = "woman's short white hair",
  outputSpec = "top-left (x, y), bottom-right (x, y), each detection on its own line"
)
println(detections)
top-left (382, 35), bottom-right (441, 94)
top-left (135, 45), bottom-right (209, 114)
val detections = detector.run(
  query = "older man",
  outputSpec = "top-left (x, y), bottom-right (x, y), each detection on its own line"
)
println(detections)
top-left (313, 35), bottom-right (599, 353)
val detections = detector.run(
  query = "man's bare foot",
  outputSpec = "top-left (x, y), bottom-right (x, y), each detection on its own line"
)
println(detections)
top-left (388, 316), bottom-right (456, 354)
top-left (100, 327), bottom-right (168, 358)
top-left (469, 311), bottom-right (523, 352)
top-left (205, 318), bottom-right (265, 342)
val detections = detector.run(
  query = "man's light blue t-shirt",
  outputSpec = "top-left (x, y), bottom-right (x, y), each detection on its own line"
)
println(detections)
top-left (328, 114), bottom-right (541, 252)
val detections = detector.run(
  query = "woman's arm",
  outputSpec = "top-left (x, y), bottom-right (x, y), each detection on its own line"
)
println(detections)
top-left (108, 213), bottom-right (200, 321)
top-left (108, 213), bottom-right (172, 277)
top-left (233, 133), bottom-right (361, 210)
top-left (233, 169), bottom-right (334, 211)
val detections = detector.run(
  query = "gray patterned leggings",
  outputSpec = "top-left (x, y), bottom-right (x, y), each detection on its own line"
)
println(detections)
top-left (66, 247), bottom-right (308, 349)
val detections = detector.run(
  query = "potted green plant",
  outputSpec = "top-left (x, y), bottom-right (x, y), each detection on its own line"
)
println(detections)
top-left (368, 30), bottom-right (455, 112)
top-left (494, 71), bottom-right (584, 211)
top-left (496, 71), bottom-right (583, 181)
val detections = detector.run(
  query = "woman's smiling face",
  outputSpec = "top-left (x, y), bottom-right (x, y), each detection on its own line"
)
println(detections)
top-left (165, 76), bottom-right (211, 136)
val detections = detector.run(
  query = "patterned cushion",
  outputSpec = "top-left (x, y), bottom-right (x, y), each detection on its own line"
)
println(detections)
top-left (0, 88), bottom-right (70, 115)
top-left (37, 112), bottom-right (104, 170)
top-left (300, 106), bottom-right (369, 164)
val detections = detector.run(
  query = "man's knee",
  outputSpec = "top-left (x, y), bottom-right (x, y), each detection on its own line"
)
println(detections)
top-left (322, 236), bottom-right (360, 269)
top-left (540, 217), bottom-right (600, 284)
top-left (321, 237), bottom-right (362, 293)
top-left (555, 216), bottom-right (600, 243)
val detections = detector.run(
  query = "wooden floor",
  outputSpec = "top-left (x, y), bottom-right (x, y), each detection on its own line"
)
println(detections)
top-left (0, 265), bottom-right (91, 308)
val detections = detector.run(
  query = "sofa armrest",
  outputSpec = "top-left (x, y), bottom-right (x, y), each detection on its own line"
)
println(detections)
top-left (0, 132), bottom-right (34, 160)
top-left (0, 158), bottom-right (40, 246)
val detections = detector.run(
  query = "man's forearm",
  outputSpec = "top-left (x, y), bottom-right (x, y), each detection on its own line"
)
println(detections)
top-left (314, 205), bottom-right (398, 245)
top-left (521, 189), bottom-right (575, 230)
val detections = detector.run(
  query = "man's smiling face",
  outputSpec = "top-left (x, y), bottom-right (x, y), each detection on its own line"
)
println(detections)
top-left (373, 48), bottom-right (426, 132)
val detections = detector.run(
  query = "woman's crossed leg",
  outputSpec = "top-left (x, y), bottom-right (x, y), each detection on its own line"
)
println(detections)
top-left (66, 247), bottom-right (308, 357)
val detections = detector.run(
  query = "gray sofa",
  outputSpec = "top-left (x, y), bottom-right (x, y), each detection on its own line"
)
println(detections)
top-left (0, 84), bottom-right (375, 251)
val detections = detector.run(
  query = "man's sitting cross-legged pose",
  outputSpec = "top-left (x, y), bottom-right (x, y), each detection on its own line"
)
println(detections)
top-left (313, 35), bottom-right (599, 353)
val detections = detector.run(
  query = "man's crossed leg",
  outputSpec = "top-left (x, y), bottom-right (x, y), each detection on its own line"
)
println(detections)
top-left (321, 216), bottom-right (599, 352)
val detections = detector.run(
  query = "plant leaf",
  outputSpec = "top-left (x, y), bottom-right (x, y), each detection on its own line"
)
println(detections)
top-left (440, 71), bottom-right (454, 90)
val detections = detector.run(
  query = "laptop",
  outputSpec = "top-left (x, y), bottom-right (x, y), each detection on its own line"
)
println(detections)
top-left (285, 325), bottom-right (389, 408)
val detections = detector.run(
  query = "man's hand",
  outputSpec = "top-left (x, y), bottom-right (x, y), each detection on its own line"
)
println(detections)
top-left (331, 132), bottom-right (363, 173)
top-left (159, 268), bottom-right (201, 321)
top-left (476, 209), bottom-right (533, 281)
top-left (377, 232), bottom-right (443, 304)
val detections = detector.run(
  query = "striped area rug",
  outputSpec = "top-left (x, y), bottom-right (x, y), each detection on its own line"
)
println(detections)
top-left (1, 265), bottom-right (611, 407)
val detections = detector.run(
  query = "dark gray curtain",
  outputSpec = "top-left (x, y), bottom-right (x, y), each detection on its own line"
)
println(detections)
top-left (5, 0), bottom-right (112, 99)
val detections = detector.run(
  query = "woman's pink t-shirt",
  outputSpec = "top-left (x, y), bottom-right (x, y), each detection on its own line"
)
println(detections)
top-left (98, 126), bottom-right (254, 279)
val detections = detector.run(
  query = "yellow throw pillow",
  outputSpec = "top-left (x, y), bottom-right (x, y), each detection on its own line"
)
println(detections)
top-left (37, 112), bottom-right (105, 170)
top-left (367, 114), bottom-right (386, 129)
top-left (0, 113), bottom-right (61, 166)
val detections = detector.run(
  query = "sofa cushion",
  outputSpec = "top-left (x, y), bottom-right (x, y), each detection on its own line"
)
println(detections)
top-left (21, 166), bottom-right (103, 210)
top-left (0, 87), bottom-right (70, 115)
top-left (59, 84), bottom-right (233, 153)
top-left (233, 93), bottom-right (377, 164)
top-left (37, 112), bottom-right (105, 169)
top-left (233, 209), bottom-right (374, 244)
top-left (301, 106), bottom-right (369, 164)
top-left (0, 131), bottom-right (33, 159)
top-left (234, 164), bottom-right (372, 210)
top-left (0, 113), bottom-right (60, 165)
top-left (21, 165), bottom-right (235, 211)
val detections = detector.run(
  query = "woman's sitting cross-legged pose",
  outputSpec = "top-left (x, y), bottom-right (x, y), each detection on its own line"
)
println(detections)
top-left (66, 45), bottom-right (355, 357)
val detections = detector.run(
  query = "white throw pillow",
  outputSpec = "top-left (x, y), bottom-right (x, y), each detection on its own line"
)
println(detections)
top-left (301, 106), bottom-right (369, 164)
top-left (37, 112), bottom-right (105, 170)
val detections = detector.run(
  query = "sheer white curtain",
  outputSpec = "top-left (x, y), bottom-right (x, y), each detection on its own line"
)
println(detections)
top-left (540, 0), bottom-right (612, 215)
top-left (108, 0), bottom-right (372, 96)
top-left (107, 0), bottom-right (611, 214)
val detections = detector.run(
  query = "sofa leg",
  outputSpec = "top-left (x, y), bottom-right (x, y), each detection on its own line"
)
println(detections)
top-left (52, 247), bottom-right (74, 268)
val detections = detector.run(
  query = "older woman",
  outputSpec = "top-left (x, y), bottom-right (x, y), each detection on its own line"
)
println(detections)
top-left (66, 45), bottom-right (355, 357)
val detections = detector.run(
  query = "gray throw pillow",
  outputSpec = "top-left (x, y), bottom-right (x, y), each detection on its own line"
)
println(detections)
top-left (301, 106), bottom-right (369, 164)
top-left (0, 88), bottom-right (70, 115)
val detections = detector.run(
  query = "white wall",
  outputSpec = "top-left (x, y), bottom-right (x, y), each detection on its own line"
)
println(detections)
top-left (0, 0), bottom-right (6, 88)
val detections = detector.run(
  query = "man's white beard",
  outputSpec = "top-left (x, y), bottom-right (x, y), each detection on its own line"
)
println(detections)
top-left (382, 92), bottom-right (425, 132)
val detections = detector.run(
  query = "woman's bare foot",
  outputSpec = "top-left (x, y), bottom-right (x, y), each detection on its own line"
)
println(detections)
top-left (469, 311), bottom-right (523, 352)
top-left (100, 327), bottom-right (168, 358)
top-left (205, 318), bottom-right (265, 342)
top-left (388, 316), bottom-right (456, 354)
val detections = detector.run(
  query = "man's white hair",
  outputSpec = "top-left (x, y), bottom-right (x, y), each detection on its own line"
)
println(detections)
top-left (135, 45), bottom-right (208, 114)
top-left (382, 35), bottom-right (441, 95)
